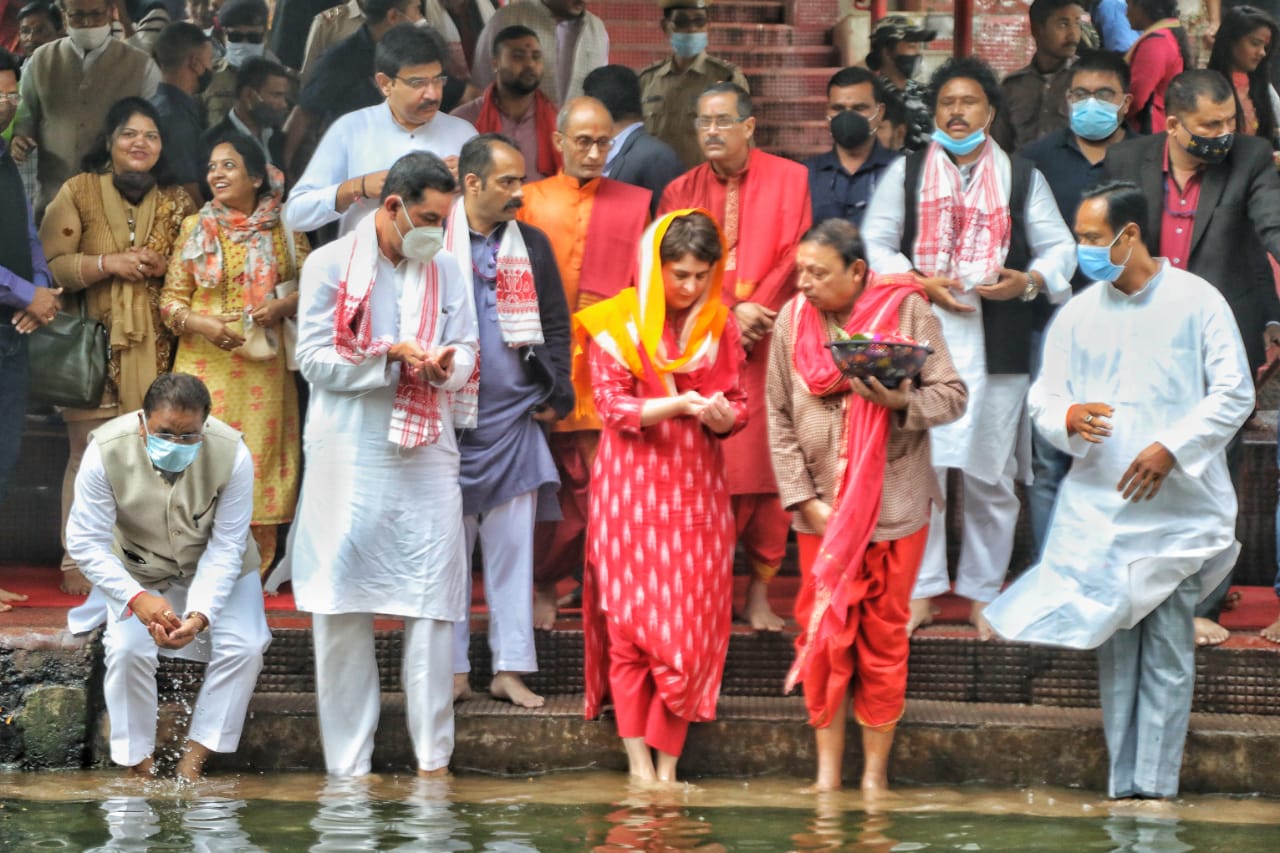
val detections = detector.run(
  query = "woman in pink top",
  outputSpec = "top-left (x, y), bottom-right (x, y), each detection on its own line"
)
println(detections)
top-left (1208, 4), bottom-right (1280, 149)
top-left (1125, 0), bottom-right (1193, 132)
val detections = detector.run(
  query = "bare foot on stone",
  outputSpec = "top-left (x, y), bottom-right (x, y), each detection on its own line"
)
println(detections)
top-left (906, 598), bottom-right (936, 636)
top-left (743, 576), bottom-right (785, 632)
top-left (970, 601), bottom-right (995, 641)
top-left (1194, 617), bottom-right (1229, 647)
top-left (0, 588), bottom-right (27, 612)
top-left (1260, 616), bottom-right (1280, 643)
top-left (533, 583), bottom-right (558, 631)
top-left (453, 673), bottom-right (473, 703)
top-left (490, 671), bottom-right (545, 708)
top-left (60, 567), bottom-right (91, 596)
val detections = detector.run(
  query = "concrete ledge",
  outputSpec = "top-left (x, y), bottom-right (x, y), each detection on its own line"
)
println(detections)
top-left (188, 694), bottom-right (1280, 795)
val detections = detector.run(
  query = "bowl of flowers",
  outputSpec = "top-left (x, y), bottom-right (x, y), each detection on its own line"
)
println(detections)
top-left (824, 329), bottom-right (933, 389)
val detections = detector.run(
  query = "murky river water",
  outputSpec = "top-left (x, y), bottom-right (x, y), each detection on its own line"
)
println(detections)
top-left (2, 771), bottom-right (1279, 851)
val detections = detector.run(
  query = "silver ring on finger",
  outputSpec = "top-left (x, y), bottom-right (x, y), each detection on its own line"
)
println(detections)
top-left (1084, 414), bottom-right (1094, 425)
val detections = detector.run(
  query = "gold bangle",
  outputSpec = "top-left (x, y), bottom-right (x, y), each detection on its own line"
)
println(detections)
top-left (360, 174), bottom-right (368, 199)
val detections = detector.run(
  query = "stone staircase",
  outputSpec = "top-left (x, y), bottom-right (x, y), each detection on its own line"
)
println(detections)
top-left (592, 0), bottom-right (844, 161)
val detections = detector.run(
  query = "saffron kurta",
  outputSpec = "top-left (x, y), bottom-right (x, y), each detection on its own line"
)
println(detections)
top-left (583, 321), bottom-right (748, 722)
top-left (161, 218), bottom-right (311, 526)
top-left (985, 264), bottom-right (1253, 649)
top-left (658, 149), bottom-right (812, 496)
top-left (287, 232), bottom-right (479, 621)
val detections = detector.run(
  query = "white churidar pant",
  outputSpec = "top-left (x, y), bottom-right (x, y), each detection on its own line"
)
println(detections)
top-left (101, 570), bottom-right (270, 767)
top-left (453, 490), bottom-right (538, 675)
top-left (312, 612), bottom-right (454, 776)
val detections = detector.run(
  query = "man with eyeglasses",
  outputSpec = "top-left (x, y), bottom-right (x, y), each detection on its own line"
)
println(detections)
top-left (805, 66), bottom-right (901, 229)
top-left (285, 22), bottom-right (476, 237)
top-left (282, 0), bottom-right (424, 177)
top-left (467, 0), bottom-right (610, 105)
top-left (638, 0), bottom-right (747, 169)
top-left (452, 25), bottom-right (561, 182)
top-left (64, 372), bottom-right (271, 780)
top-left (1017, 49), bottom-right (1135, 563)
top-left (201, 0), bottom-right (288, 129)
top-left (992, 0), bottom-right (1083, 152)
top-left (516, 96), bottom-right (652, 631)
top-left (0, 46), bottom-right (59, 614)
top-left (659, 82), bottom-right (811, 633)
top-left (15, 2), bottom-right (62, 60)
top-left (10, 0), bottom-right (160, 215)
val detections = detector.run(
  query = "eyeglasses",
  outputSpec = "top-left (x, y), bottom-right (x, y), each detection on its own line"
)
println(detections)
top-left (152, 431), bottom-right (205, 444)
top-left (1067, 87), bottom-right (1120, 103)
top-left (395, 74), bottom-right (449, 90)
top-left (694, 115), bottom-right (747, 131)
top-left (0, 93), bottom-right (20, 106)
top-left (567, 135), bottom-right (613, 153)
top-left (224, 30), bottom-right (266, 44)
top-left (65, 9), bottom-right (110, 27)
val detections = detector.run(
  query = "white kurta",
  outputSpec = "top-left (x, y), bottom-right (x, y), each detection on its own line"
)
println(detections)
top-left (862, 148), bottom-right (1077, 483)
top-left (985, 264), bottom-right (1253, 649)
top-left (283, 102), bottom-right (477, 236)
top-left (287, 227), bottom-right (479, 622)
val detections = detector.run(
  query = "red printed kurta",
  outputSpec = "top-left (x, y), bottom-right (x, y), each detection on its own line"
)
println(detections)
top-left (658, 149), bottom-right (811, 494)
top-left (583, 321), bottom-right (748, 722)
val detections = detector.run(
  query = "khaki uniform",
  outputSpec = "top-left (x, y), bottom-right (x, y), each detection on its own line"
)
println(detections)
top-left (638, 51), bottom-right (748, 168)
top-left (301, 0), bottom-right (363, 82)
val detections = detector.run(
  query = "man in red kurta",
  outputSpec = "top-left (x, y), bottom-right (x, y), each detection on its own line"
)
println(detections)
top-left (658, 81), bottom-right (811, 631)
top-left (517, 95), bottom-right (652, 628)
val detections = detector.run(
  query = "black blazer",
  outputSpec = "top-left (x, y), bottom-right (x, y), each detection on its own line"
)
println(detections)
top-left (512, 221), bottom-right (575, 419)
top-left (606, 126), bottom-right (686, 216)
top-left (1103, 132), bottom-right (1280, 370)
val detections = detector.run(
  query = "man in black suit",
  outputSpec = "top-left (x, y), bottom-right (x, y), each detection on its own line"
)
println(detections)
top-left (1103, 68), bottom-right (1280, 644)
top-left (583, 64), bottom-right (685, 217)
top-left (202, 56), bottom-right (291, 173)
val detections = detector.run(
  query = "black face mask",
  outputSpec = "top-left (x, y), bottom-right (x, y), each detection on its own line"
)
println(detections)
top-left (196, 66), bottom-right (214, 94)
top-left (249, 102), bottom-right (287, 129)
top-left (1182, 128), bottom-right (1234, 165)
top-left (831, 110), bottom-right (872, 150)
top-left (893, 54), bottom-right (922, 80)
top-left (112, 170), bottom-right (157, 204)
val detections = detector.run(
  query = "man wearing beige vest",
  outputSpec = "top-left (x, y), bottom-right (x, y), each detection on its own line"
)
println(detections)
top-left (66, 373), bottom-right (271, 781)
top-left (10, 0), bottom-right (160, 215)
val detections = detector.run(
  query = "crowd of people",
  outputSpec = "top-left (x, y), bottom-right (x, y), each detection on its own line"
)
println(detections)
top-left (0, 0), bottom-right (1278, 799)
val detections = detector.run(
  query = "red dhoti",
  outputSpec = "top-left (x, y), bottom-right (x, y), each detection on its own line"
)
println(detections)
top-left (533, 430), bottom-right (599, 587)
top-left (795, 526), bottom-right (928, 730)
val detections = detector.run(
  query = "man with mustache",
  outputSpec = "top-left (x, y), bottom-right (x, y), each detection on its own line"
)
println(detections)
top-left (452, 25), bottom-right (561, 182)
top-left (444, 133), bottom-right (573, 708)
top-left (516, 96), bottom-right (652, 631)
top-left (466, 0), bottom-right (609, 105)
top-left (659, 82), bottom-right (812, 632)
top-left (861, 56), bottom-right (1076, 640)
top-left (991, 0), bottom-right (1084, 152)
top-left (284, 23), bottom-right (476, 238)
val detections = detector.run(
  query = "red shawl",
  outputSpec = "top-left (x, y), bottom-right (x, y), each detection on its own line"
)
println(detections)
top-left (784, 274), bottom-right (924, 724)
top-left (472, 83), bottom-right (562, 179)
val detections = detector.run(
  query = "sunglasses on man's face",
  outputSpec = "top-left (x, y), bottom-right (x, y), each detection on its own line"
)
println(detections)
top-left (225, 30), bottom-right (265, 44)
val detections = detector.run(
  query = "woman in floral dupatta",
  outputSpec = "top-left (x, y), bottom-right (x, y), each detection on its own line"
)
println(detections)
top-left (767, 219), bottom-right (966, 792)
top-left (577, 210), bottom-right (747, 785)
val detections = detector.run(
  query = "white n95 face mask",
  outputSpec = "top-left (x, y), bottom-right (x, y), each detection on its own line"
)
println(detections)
top-left (67, 25), bottom-right (111, 53)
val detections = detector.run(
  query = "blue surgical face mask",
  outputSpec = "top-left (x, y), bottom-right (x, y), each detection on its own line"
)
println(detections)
top-left (931, 126), bottom-right (987, 156)
top-left (1070, 97), bottom-right (1122, 141)
top-left (1076, 229), bottom-right (1133, 283)
top-left (670, 31), bottom-right (707, 59)
top-left (143, 420), bottom-right (203, 473)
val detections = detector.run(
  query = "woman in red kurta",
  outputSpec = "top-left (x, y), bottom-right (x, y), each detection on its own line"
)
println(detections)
top-left (576, 210), bottom-right (748, 784)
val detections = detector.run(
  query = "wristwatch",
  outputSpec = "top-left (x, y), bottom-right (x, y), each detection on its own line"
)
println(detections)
top-left (184, 611), bottom-right (210, 633)
top-left (1019, 271), bottom-right (1040, 302)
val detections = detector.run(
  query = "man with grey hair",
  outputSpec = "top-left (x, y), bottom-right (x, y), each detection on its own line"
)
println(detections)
top-left (515, 95), bottom-right (651, 630)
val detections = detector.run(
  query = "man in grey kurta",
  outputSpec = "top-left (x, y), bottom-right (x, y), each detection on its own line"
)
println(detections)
top-left (446, 133), bottom-right (573, 707)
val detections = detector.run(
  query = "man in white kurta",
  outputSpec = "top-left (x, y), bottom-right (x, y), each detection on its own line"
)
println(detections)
top-left (986, 182), bottom-right (1253, 799)
top-left (288, 152), bottom-right (479, 776)
top-left (66, 373), bottom-right (270, 780)
top-left (283, 23), bottom-right (477, 238)
top-left (861, 57), bottom-right (1076, 637)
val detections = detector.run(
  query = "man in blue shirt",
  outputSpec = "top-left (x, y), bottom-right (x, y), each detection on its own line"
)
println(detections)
top-left (0, 48), bottom-right (59, 611)
top-left (1017, 49), bottom-right (1134, 559)
top-left (804, 67), bottom-right (900, 228)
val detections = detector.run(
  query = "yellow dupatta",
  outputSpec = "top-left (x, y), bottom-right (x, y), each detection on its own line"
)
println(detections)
top-left (571, 209), bottom-right (731, 420)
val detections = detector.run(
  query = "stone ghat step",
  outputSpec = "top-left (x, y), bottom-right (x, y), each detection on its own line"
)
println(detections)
top-left (594, 0), bottom-right (787, 25)
top-left (610, 44), bottom-right (838, 70)
top-left (152, 624), bottom-right (1280, 718)
top-left (180, 694), bottom-right (1280, 795)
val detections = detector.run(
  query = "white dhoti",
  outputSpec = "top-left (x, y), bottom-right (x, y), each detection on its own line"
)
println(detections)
top-left (312, 612), bottom-right (454, 776)
top-left (95, 571), bottom-right (271, 767)
top-left (454, 490), bottom-right (538, 675)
